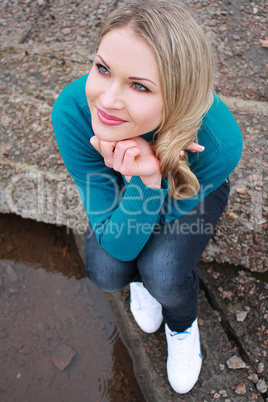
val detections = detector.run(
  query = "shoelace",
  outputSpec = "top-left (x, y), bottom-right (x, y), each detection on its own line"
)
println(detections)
top-left (135, 286), bottom-right (158, 310)
top-left (171, 330), bottom-right (190, 339)
top-left (170, 330), bottom-right (192, 364)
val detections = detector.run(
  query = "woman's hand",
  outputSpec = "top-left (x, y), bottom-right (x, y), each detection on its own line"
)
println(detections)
top-left (149, 141), bottom-right (204, 157)
top-left (90, 136), bottom-right (162, 189)
top-left (90, 136), bottom-right (205, 189)
top-left (179, 142), bottom-right (205, 157)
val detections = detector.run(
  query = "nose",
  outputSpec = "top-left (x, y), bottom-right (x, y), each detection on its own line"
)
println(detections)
top-left (100, 82), bottom-right (124, 110)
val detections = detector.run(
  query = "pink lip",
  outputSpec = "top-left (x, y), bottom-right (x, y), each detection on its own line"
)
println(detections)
top-left (97, 108), bottom-right (127, 126)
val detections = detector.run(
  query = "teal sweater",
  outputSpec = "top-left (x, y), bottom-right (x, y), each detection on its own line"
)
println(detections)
top-left (52, 74), bottom-right (243, 261)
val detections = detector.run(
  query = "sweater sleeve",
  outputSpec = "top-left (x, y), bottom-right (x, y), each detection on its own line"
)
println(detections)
top-left (52, 86), bottom-right (169, 261)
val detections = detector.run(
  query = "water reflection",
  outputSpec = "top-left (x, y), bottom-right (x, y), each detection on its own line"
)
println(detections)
top-left (0, 259), bottom-right (115, 401)
top-left (0, 214), bottom-right (146, 402)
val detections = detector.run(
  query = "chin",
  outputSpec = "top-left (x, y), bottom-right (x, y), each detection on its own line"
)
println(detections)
top-left (92, 124), bottom-right (125, 142)
top-left (96, 134), bottom-right (115, 142)
top-left (93, 130), bottom-right (117, 142)
top-left (91, 123), bottom-right (108, 141)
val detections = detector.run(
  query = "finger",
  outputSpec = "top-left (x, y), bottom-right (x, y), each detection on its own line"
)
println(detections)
top-left (121, 147), bottom-right (141, 176)
top-left (90, 136), bottom-right (101, 153)
top-left (124, 175), bottom-right (132, 183)
top-left (179, 150), bottom-right (184, 158)
top-left (115, 139), bottom-right (141, 151)
top-left (130, 137), bottom-right (155, 155)
top-left (186, 142), bottom-right (205, 153)
top-left (100, 140), bottom-right (116, 157)
top-left (100, 140), bottom-right (117, 167)
top-left (113, 140), bottom-right (140, 171)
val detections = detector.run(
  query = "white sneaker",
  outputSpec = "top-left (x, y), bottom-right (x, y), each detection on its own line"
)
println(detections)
top-left (165, 319), bottom-right (202, 394)
top-left (130, 282), bottom-right (163, 333)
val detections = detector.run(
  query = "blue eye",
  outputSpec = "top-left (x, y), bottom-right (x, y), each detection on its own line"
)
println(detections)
top-left (95, 63), bottom-right (109, 75)
top-left (133, 82), bottom-right (150, 92)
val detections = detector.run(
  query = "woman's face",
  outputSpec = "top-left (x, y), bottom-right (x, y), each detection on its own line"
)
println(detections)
top-left (86, 27), bottom-right (164, 142)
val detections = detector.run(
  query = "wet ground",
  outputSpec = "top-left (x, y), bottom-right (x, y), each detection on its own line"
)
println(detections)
top-left (0, 213), bottom-right (146, 402)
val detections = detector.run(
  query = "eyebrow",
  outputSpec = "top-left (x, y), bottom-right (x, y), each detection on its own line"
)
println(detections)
top-left (96, 54), bottom-right (157, 86)
top-left (96, 55), bottom-right (110, 69)
top-left (128, 76), bottom-right (157, 86)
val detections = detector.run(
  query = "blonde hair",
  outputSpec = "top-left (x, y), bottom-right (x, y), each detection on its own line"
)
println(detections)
top-left (97, 0), bottom-right (215, 199)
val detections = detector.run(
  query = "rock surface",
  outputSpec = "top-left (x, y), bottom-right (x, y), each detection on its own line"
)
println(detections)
top-left (51, 344), bottom-right (76, 371)
top-left (0, 3), bottom-right (267, 272)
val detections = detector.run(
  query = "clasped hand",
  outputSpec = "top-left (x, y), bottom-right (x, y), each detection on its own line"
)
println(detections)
top-left (90, 136), bottom-right (204, 190)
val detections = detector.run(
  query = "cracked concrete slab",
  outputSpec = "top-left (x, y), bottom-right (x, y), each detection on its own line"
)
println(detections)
top-left (1, 0), bottom-right (267, 399)
top-left (1, 0), bottom-right (267, 272)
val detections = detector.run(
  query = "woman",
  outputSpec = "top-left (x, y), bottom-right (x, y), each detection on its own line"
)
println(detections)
top-left (52, 0), bottom-right (243, 394)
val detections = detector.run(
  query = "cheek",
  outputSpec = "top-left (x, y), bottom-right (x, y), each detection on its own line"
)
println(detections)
top-left (86, 73), bottom-right (99, 103)
top-left (135, 100), bottom-right (163, 128)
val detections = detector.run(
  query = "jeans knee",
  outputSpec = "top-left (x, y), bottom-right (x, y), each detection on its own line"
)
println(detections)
top-left (85, 261), bottom-right (129, 292)
top-left (145, 271), bottom-right (198, 302)
top-left (85, 269), bottom-right (121, 292)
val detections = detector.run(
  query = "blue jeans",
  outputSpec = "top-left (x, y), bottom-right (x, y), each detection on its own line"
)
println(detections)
top-left (85, 179), bottom-right (230, 332)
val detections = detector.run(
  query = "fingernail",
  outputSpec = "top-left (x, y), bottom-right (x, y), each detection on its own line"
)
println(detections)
top-left (198, 145), bottom-right (205, 151)
top-left (179, 151), bottom-right (184, 157)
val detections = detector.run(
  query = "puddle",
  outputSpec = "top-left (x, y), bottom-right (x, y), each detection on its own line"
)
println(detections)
top-left (0, 214), bottom-right (146, 402)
